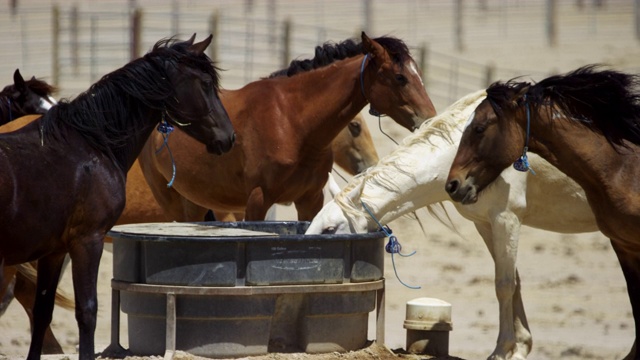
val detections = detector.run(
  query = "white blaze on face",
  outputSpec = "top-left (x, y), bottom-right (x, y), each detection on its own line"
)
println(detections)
top-left (463, 111), bottom-right (476, 131)
top-left (409, 62), bottom-right (424, 86)
top-left (39, 95), bottom-right (57, 111)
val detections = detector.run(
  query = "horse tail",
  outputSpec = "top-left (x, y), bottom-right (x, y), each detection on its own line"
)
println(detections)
top-left (16, 262), bottom-right (75, 311)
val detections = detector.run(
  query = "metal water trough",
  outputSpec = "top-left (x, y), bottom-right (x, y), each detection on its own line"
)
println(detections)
top-left (103, 221), bottom-right (386, 359)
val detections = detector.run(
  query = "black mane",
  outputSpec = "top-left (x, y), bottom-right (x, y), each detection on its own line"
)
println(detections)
top-left (487, 65), bottom-right (640, 146)
top-left (42, 37), bottom-right (220, 156)
top-left (268, 35), bottom-right (411, 78)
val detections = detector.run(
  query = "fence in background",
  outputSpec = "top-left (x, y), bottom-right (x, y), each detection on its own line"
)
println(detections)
top-left (1, 0), bottom-right (639, 109)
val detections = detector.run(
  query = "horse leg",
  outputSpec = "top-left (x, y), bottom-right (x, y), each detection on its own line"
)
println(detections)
top-left (0, 265), bottom-right (17, 313)
top-left (69, 236), bottom-right (104, 360)
top-left (474, 217), bottom-right (531, 360)
top-left (26, 254), bottom-right (66, 360)
top-left (179, 196), bottom-right (209, 221)
top-left (293, 190), bottom-right (324, 221)
top-left (609, 239), bottom-right (640, 360)
top-left (14, 267), bottom-right (64, 354)
top-left (245, 187), bottom-right (270, 221)
top-left (212, 210), bottom-right (242, 222)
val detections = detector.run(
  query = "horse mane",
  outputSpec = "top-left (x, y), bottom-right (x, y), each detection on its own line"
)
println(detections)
top-left (488, 65), bottom-right (640, 146)
top-left (42, 37), bottom-right (220, 157)
top-left (267, 36), bottom-right (411, 78)
top-left (334, 89), bottom-right (487, 221)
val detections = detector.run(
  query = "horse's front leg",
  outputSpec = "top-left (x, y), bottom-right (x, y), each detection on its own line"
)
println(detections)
top-left (474, 216), bottom-right (531, 360)
top-left (69, 235), bottom-right (104, 360)
top-left (294, 189), bottom-right (324, 222)
top-left (609, 239), bottom-right (640, 360)
top-left (27, 254), bottom-right (66, 360)
top-left (245, 187), bottom-right (272, 221)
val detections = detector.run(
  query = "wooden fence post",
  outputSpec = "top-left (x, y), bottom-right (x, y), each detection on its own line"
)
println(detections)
top-left (546, 0), bottom-right (557, 47)
top-left (635, 0), bottom-right (640, 41)
top-left (71, 6), bottom-right (79, 75)
top-left (52, 5), bottom-right (60, 86)
top-left (484, 63), bottom-right (495, 88)
top-left (209, 10), bottom-right (219, 63)
top-left (282, 18), bottom-right (291, 69)
top-left (454, 0), bottom-right (464, 51)
top-left (130, 8), bottom-right (142, 60)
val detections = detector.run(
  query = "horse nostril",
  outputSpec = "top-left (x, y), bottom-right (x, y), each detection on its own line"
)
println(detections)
top-left (231, 132), bottom-right (236, 144)
top-left (445, 180), bottom-right (459, 194)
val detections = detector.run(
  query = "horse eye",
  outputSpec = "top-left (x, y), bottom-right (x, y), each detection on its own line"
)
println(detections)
top-left (348, 121), bottom-right (361, 136)
top-left (322, 226), bottom-right (337, 234)
top-left (395, 74), bottom-right (408, 86)
top-left (474, 125), bottom-right (485, 134)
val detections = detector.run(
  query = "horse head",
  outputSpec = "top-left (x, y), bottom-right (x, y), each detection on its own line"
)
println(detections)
top-left (152, 34), bottom-right (235, 155)
top-left (360, 32), bottom-right (436, 131)
top-left (0, 69), bottom-right (58, 123)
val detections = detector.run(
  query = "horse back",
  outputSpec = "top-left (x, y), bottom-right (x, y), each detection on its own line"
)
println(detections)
top-left (0, 121), bottom-right (126, 264)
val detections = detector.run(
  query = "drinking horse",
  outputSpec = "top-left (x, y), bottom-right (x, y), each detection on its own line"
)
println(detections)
top-left (0, 34), bottom-right (235, 359)
top-left (0, 69), bottom-right (57, 124)
top-left (138, 32), bottom-right (436, 223)
top-left (446, 65), bottom-right (640, 359)
top-left (306, 89), bottom-right (598, 359)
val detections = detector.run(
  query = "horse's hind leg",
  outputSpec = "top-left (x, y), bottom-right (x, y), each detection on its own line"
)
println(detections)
top-left (14, 266), bottom-right (64, 353)
top-left (26, 254), bottom-right (66, 360)
top-left (69, 236), bottom-right (104, 360)
top-left (0, 266), bottom-right (17, 316)
top-left (609, 240), bottom-right (640, 360)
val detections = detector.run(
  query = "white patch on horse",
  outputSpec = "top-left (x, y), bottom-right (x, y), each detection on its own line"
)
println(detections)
top-left (410, 62), bottom-right (424, 86)
top-left (463, 111), bottom-right (475, 130)
top-left (39, 95), bottom-right (57, 110)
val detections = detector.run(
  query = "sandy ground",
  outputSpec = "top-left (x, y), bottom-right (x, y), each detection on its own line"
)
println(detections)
top-left (1, 2), bottom-right (639, 360)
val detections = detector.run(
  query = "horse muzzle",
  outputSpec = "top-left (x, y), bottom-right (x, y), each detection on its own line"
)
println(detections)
top-left (445, 177), bottom-right (478, 205)
top-left (207, 132), bottom-right (235, 155)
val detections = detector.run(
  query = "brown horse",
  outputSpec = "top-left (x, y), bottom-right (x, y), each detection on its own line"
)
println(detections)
top-left (0, 69), bottom-right (57, 124)
top-left (445, 65), bottom-right (640, 360)
top-left (138, 32), bottom-right (436, 223)
top-left (0, 34), bottom-right (235, 360)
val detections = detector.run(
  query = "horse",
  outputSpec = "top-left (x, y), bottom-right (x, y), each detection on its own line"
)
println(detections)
top-left (0, 34), bottom-right (235, 360)
top-left (445, 65), bottom-right (640, 360)
top-left (0, 69), bottom-right (58, 124)
top-left (305, 89), bottom-right (600, 360)
top-left (138, 32), bottom-right (436, 223)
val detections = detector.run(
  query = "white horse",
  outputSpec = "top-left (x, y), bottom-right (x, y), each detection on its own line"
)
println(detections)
top-left (305, 89), bottom-right (599, 360)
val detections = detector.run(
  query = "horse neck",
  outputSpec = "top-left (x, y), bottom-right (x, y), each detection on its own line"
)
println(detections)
top-left (341, 124), bottom-right (463, 232)
top-left (529, 109), bottom-right (628, 197)
top-left (288, 57), bottom-right (368, 149)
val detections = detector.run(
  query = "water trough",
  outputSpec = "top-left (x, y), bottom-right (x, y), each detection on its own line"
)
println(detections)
top-left (103, 221), bottom-right (386, 359)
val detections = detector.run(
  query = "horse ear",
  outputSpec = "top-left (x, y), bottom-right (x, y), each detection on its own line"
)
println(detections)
top-left (360, 32), bottom-right (384, 60)
top-left (13, 69), bottom-right (26, 92)
top-left (325, 172), bottom-right (342, 198)
top-left (186, 33), bottom-right (196, 45)
top-left (188, 34), bottom-right (213, 55)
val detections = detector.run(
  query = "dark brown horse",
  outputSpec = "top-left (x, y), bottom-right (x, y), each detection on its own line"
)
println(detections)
top-left (139, 32), bottom-right (436, 222)
top-left (445, 65), bottom-right (640, 359)
top-left (0, 34), bottom-right (234, 360)
top-left (0, 69), bottom-right (57, 124)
